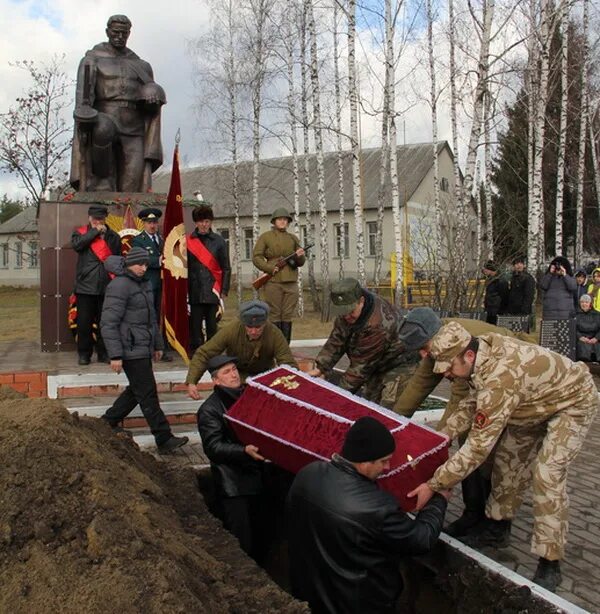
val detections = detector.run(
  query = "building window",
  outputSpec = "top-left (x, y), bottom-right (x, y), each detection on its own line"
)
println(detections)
top-left (28, 241), bottom-right (39, 268)
top-left (0, 244), bottom-right (8, 268)
top-left (440, 177), bottom-right (449, 192)
top-left (334, 223), bottom-right (350, 258)
top-left (216, 228), bottom-right (229, 251)
top-left (243, 227), bottom-right (254, 260)
top-left (15, 242), bottom-right (23, 268)
top-left (367, 221), bottom-right (378, 257)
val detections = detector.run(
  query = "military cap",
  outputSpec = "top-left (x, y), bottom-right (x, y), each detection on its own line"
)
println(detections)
top-left (207, 355), bottom-right (238, 375)
top-left (398, 307), bottom-right (442, 351)
top-left (239, 300), bottom-right (270, 327)
top-left (138, 207), bottom-right (162, 221)
top-left (88, 205), bottom-right (108, 219)
top-left (270, 208), bottom-right (293, 223)
top-left (329, 278), bottom-right (363, 317)
top-left (430, 322), bottom-right (472, 374)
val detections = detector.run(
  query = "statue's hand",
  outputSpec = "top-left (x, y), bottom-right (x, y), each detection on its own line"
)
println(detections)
top-left (74, 105), bottom-right (98, 126)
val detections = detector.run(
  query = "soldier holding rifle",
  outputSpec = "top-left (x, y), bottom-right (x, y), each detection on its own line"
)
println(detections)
top-left (252, 208), bottom-right (306, 343)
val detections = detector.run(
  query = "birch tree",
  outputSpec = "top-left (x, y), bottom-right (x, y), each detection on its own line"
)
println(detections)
top-left (554, 4), bottom-right (569, 255)
top-left (347, 0), bottom-right (366, 285)
top-left (307, 0), bottom-right (330, 289)
top-left (333, 0), bottom-right (347, 279)
top-left (574, 0), bottom-right (589, 265)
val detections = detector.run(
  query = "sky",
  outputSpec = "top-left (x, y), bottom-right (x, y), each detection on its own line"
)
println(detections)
top-left (0, 0), bottom-right (466, 201)
top-left (0, 0), bottom-right (212, 199)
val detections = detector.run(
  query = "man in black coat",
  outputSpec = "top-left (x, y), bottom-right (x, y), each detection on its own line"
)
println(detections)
top-left (196, 355), bottom-right (267, 559)
top-left (482, 260), bottom-right (508, 325)
top-left (71, 205), bottom-right (121, 365)
top-left (100, 247), bottom-right (188, 453)
top-left (506, 257), bottom-right (536, 316)
top-left (187, 204), bottom-right (231, 353)
top-left (286, 416), bottom-right (449, 614)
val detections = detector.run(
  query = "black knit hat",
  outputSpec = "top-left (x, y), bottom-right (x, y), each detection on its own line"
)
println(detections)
top-left (125, 247), bottom-right (150, 266)
top-left (341, 416), bottom-right (396, 463)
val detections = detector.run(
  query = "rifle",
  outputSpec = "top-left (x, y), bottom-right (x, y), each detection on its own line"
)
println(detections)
top-left (252, 243), bottom-right (314, 290)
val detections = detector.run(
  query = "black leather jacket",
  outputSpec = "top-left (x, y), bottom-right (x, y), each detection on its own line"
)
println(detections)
top-left (197, 385), bottom-right (263, 498)
top-left (286, 455), bottom-right (447, 614)
top-left (187, 229), bottom-right (231, 305)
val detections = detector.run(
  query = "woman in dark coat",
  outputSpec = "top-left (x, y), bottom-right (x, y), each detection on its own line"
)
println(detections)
top-left (576, 294), bottom-right (600, 362)
top-left (539, 256), bottom-right (577, 319)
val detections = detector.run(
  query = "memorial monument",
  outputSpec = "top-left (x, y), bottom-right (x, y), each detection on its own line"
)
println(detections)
top-left (70, 14), bottom-right (166, 192)
top-left (40, 14), bottom-right (172, 351)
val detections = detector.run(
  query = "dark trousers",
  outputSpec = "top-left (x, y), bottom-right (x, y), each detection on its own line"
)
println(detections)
top-left (102, 357), bottom-right (172, 445)
top-left (152, 285), bottom-right (171, 355)
top-left (221, 494), bottom-right (268, 562)
top-left (190, 303), bottom-right (218, 351)
top-left (76, 293), bottom-right (106, 357)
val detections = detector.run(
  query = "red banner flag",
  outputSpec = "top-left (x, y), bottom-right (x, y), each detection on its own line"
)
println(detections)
top-left (161, 144), bottom-right (190, 363)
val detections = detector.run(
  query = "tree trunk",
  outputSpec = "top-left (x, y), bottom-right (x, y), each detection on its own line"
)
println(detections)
top-left (574, 0), bottom-right (589, 266)
top-left (426, 0), bottom-right (441, 265)
top-left (299, 3), bottom-right (320, 311)
top-left (554, 5), bottom-right (569, 255)
top-left (483, 91), bottom-right (493, 260)
top-left (307, 0), bottom-right (329, 291)
top-left (347, 0), bottom-right (366, 284)
top-left (333, 0), bottom-right (346, 280)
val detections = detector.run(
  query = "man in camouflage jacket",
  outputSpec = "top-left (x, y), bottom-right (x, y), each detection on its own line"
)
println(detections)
top-left (407, 321), bottom-right (599, 591)
top-left (309, 278), bottom-right (418, 409)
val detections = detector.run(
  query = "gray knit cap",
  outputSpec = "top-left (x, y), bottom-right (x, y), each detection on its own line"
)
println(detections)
top-left (125, 247), bottom-right (150, 266)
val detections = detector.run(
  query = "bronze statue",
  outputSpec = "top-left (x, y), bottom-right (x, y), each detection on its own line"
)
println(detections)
top-left (70, 15), bottom-right (166, 193)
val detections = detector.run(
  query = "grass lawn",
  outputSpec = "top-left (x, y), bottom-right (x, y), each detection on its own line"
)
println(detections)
top-left (0, 287), bottom-right (333, 344)
top-left (0, 287), bottom-right (40, 343)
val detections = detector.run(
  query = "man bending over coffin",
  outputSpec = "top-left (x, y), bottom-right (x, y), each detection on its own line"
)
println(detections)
top-left (186, 300), bottom-right (296, 399)
top-left (287, 416), bottom-right (449, 614)
top-left (308, 278), bottom-right (418, 409)
top-left (197, 355), bottom-right (267, 560)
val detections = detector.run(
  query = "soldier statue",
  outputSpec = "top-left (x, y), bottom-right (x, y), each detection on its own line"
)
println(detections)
top-left (70, 15), bottom-right (165, 193)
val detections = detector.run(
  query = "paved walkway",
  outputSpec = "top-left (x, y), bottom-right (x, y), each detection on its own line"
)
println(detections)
top-left (2, 342), bottom-right (599, 611)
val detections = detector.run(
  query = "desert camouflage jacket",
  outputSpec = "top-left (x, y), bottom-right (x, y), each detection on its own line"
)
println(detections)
top-left (427, 333), bottom-right (599, 491)
top-left (315, 292), bottom-right (412, 393)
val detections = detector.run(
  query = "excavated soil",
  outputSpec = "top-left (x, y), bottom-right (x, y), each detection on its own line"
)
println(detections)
top-left (0, 388), bottom-right (307, 613)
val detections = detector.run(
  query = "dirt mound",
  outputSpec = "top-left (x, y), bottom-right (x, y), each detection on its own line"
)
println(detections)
top-left (0, 399), bottom-right (307, 613)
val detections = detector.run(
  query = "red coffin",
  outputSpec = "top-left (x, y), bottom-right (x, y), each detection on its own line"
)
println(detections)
top-left (225, 366), bottom-right (450, 511)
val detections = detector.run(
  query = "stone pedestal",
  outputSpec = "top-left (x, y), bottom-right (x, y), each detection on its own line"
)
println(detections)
top-left (39, 192), bottom-right (172, 352)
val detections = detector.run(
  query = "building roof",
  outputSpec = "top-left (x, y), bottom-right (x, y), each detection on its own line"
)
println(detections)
top-left (152, 141), bottom-right (453, 217)
top-left (0, 206), bottom-right (38, 235)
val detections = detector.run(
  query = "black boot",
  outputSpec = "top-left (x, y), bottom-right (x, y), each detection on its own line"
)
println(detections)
top-left (532, 558), bottom-right (562, 592)
top-left (281, 322), bottom-right (292, 344)
top-left (445, 469), bottom-right (489, 537)
top-left (461, 518), bottom-right (511, 549)
top-left (78, 353), bottom-right (91, 366)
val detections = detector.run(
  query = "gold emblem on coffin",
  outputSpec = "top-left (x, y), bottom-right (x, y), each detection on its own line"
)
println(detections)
top-left (270, 374), bottom-right (300, 390)
top-left (164, 223), bottom-right (188, 279)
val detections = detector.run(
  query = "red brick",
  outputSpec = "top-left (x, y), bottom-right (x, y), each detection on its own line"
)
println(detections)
top-left (0, 374), bottom-right (14, 384)
top-left (28, 382), bottom-right (48, 393)
top-left (14, 371), bottom-right (45, 383)
top-left (171, 383), bottom-right (188, 392)
top-left (197, 382), bottom-right (214, 392)
top-left (167, 414), bottom-right (196, 425)
top-left (123, 417), bottom-right (146, 428)
top-left (58, 386), bottom-right (92, 398)
top-left (26, 390), bottom-right (45, 398)
top-left (8, 382), bottom-right (29, 393)
top-left (156, 383), bottom-right (170, 393)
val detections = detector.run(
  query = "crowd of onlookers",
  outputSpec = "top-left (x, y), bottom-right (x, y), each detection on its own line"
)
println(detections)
top-left (482, 256), bottom-right (600, 363)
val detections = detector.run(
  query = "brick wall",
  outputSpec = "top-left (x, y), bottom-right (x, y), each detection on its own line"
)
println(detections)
top-left (0, 371), bottom-right (48, 398)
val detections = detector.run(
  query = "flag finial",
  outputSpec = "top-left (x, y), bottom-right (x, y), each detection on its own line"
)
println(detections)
top-left (175, 128), bottom-right (181, 145)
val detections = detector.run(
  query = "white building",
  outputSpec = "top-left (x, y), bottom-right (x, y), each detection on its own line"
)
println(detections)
top-left (153, 141), bottom-right (478, 282)
top-left (0, 207), bottom-right (39, 287)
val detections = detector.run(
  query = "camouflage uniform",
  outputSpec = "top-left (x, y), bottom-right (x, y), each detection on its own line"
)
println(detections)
top-left (315, 291), bottom-right (418, 408)
top-left (427, 323), bottom-right (599, 560)
top-left (252, 228), bottom-right (305, 322)
top-left (393, 318), bottom-right (536, 428)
